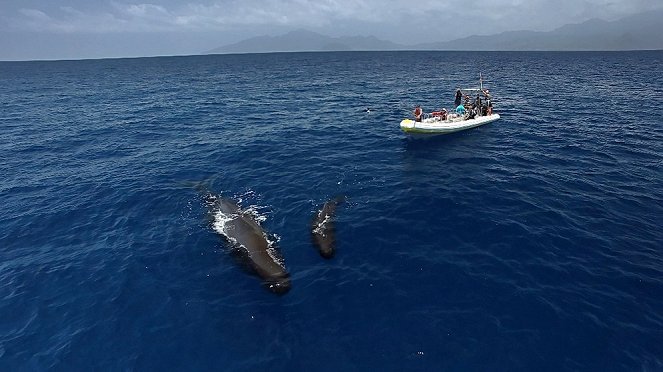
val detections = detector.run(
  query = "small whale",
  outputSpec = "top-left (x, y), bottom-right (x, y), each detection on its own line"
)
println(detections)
top-left (311, 196), bottom-right (346, 259)
top-left (205, 193), bottom-right (291, 294)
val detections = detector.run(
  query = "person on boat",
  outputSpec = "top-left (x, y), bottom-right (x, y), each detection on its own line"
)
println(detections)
top-left (483, 89), bottom-right (493, 115)
top-left (454, 89), bottom-right (462, 107)
top-left (474, 94), bottom-right (482, 116)
top-left (431, 108), bottom-right (447, 120)
top-left (467, 109), bottom-right (476, 120)
top-left (455, 104), bottom-right (465, 115)
top-left (413, 105), bottom-right (423, 122)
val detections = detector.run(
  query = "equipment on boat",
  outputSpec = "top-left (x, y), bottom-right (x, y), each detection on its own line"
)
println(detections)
top-left (401, 74), bottom-right (500, 137)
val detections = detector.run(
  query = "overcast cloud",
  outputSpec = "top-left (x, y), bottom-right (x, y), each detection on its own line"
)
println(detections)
top-left (1, 0), bottom-right (661, 60)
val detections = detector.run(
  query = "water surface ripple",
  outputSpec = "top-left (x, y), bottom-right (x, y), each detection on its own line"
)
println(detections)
top-left (1, 51), bottom-right (662, 371)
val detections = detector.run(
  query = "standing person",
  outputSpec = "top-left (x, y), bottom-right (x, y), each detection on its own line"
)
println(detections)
top-left (483, 89), bottom-right (492, 115)
top-left (454, 89), bottom-right (462, 108)
top-left (413, 105), bottom-right (423, 122)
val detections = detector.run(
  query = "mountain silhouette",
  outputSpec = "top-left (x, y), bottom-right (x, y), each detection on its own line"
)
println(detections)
top-left (206, 10), bottom-right (663, 54)
top-left (417, 9), bottom-right (663, 50)
top-left (206, 29), bottom-right (402, 54)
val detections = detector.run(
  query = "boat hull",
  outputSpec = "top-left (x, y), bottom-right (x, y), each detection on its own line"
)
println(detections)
top-left (400, 113), bottom-right (500, 137)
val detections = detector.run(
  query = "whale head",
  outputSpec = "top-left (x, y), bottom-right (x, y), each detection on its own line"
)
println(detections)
top-left (265, 275), bottom-right (291, 295)
top-left (319, 244), bottom-right (335, 259)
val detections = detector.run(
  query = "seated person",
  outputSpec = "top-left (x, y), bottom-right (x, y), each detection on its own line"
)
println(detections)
top-left (431, 109), bottom-right (447, 120)
top-left (467, 108), bottom-right (476, 119)
top-left (455, 104), bottom-right (466, 115)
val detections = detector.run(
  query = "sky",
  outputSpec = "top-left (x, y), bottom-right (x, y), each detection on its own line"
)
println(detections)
top-left (1, 0), bottom-right (661, 60)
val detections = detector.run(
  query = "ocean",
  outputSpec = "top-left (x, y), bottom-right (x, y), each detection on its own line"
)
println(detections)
top-left (1, 51), bottom-right (662, 371)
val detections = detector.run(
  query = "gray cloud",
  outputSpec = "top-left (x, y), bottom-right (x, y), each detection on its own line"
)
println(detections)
top-left (1, 0), bottom-right (661, 59)
top-left (3, 0), bottom-right (661, 34)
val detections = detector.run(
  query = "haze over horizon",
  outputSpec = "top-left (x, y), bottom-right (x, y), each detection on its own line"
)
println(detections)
top-left (1, 0), bottom-right (662, 61)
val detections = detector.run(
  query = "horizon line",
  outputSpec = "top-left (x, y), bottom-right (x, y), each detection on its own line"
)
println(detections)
top-left (2, 49), bottom-right (662, 63)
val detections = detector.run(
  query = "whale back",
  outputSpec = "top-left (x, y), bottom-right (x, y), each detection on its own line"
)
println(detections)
top-left (311, 196), bottom-right (345, 259)
top-left (208, 194), bottom-right (290, 294)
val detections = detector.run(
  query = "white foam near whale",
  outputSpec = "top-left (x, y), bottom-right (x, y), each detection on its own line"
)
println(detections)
top-left (211, 205), bottom-right (285, 268)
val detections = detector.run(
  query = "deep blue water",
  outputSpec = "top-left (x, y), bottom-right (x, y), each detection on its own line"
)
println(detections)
top-left (1, 51), bottom-right (662, 371)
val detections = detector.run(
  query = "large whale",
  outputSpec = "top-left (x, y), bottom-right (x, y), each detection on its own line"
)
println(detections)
top-left (311, 196), bottom-right (346, 259)
top-left (205, 193), bottom-right (291, 294)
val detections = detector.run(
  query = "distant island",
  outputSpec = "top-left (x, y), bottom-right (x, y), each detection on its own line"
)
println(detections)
top-left (206, 30), bottom-right (402, 54)
top-left (206, 9), bottom-right (663, 54)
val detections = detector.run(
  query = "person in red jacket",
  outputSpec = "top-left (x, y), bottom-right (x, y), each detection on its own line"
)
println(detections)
top-left (413, 105), bottom-right (423, 122)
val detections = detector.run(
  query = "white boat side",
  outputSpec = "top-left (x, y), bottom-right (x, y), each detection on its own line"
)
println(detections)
top-left (400, 113), bottom-right (500, 137)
